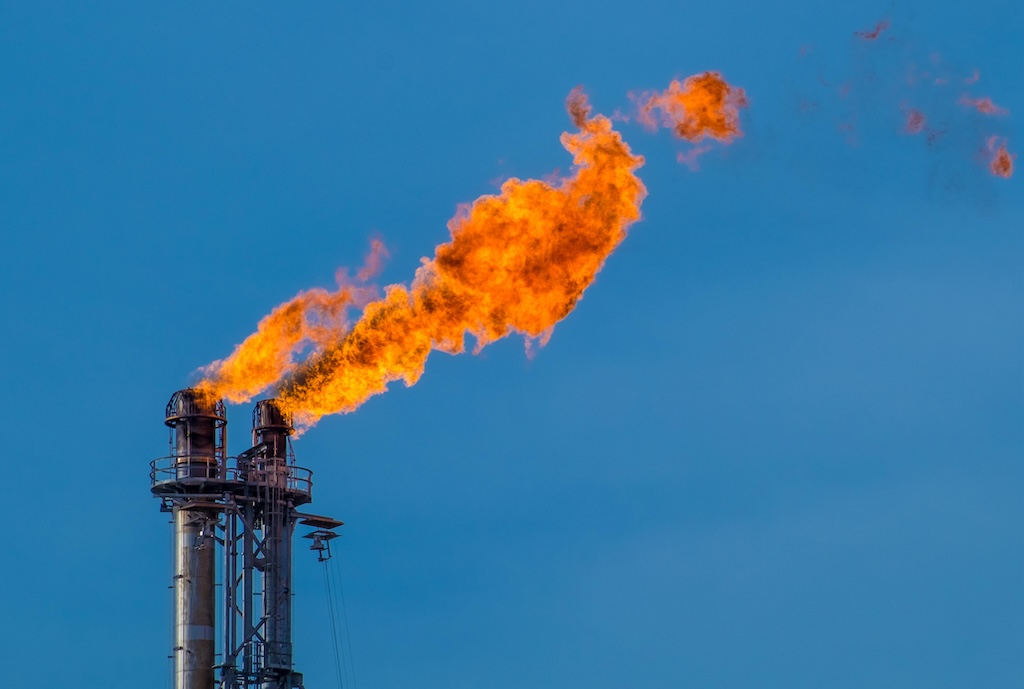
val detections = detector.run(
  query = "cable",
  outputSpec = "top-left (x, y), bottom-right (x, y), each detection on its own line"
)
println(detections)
top-left (331, 555), bottom-right (359, 689)
top-left (322, 562), bottom-right (346, 689)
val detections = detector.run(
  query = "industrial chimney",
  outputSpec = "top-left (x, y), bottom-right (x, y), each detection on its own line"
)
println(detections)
top-left (151, 390), bottom-right (343, 689)
top-left (161, 389), bottom-right (224, 689)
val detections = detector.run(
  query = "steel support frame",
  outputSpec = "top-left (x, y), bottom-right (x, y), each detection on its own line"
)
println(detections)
top-left (219, 490), bottom-right (303, 689)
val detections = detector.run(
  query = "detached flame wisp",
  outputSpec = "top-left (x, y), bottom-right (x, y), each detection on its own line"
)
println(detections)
top-left (630, 71), bottom-right (748, 169)
top-left (854, 19), bottom-right (890, 41)
top-left (198, 88), bottom-right (648, 430)
top-left (804, 17), bottom-right (1016, 179)
top-left (987, 137), bottom-right (1015, 178)
top-left (635, 72), bottom-right (748, 144)
top-left (903, 107), bottom-right (926, 134)
top-left (959, 95), bottom-right (1008, 116)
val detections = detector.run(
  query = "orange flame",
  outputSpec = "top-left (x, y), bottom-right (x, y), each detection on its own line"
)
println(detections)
top-left (959, 95), bottom-right (1008, 116)
top-left (196, 245), bottom-right (386, 405)
top-left (987, 137), bottom-right (1015, 178)
top-left (198, 87), bottom-right (647, 430)
top-left (635, 72), bottom-right (748, 144)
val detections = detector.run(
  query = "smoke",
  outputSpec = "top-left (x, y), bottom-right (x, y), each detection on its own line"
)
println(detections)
top-left (854, 19), bottom-right (890, 42)
top-left (793, 16), bottom-right (1015, 180)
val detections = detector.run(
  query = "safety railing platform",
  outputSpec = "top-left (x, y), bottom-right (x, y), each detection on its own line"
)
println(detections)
top-left (150, 455), bottom-right (313, 502)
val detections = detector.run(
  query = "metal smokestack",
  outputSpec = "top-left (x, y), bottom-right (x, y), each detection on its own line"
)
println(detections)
top-left (252, 399), bottom-right (292, 459)
top-left (161, 389), bottom-right (226, 689)
top-left (251, 399), bottom-right (297, 682)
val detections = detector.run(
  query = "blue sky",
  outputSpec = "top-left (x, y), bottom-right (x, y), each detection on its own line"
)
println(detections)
top-left (0, 2), bottom-right (1021, 688)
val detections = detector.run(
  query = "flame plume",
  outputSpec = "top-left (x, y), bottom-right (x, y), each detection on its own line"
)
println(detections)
top-left (198, 289), bottom-right (356, 405)
top-left (195, 241), bottom-right (387, 404)
top-left (198, 88), bottom-right (647, 430)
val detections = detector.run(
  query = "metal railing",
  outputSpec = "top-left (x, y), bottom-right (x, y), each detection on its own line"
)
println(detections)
top-left (150, 454), bottom-right (221, 484)
top-left (150, 455), bottom-right (313, 497)
top-left (230, 458), bottom-right (313, 496)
